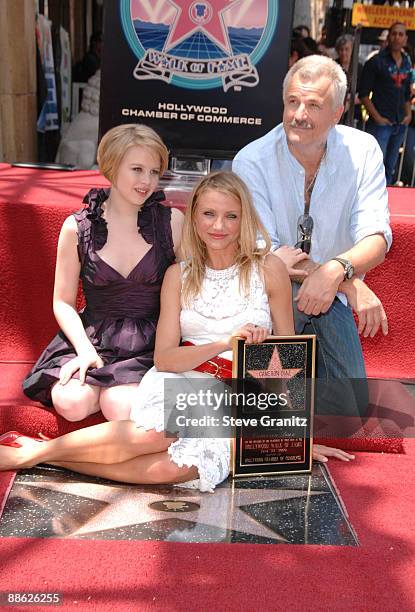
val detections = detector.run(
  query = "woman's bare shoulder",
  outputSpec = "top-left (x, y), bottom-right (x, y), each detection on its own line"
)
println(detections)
top-left (263, 252), bottom-right (288, 277)
top-left (170, 206), bottom-right (185, 223)
top-left (61, 214), bottom-right (78, 233)
top-left (163, 262), bottom-right (182, 283)
top-left (263, 253), bottom-right (290, 293)
top-left (170, 207), bottom-right (185, 256)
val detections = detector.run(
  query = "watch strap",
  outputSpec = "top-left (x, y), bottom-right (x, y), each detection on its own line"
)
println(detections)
top-left (332, 257), bottom-right (352, 280)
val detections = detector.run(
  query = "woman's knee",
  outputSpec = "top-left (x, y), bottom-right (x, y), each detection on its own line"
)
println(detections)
top-left (51, 382), bottom-right (100, 422)
top-left (99, 385), bottom-right (136, 421)
top-left (160, 461), bottom-right (198, 484)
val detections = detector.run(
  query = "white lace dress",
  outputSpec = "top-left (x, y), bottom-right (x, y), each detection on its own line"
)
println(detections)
top-left (130, 263), bottom-right (272, 492)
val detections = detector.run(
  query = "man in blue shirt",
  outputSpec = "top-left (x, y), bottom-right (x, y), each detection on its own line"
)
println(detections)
top-left (359, 22), bottom-right (412, 184)
top-left (233, 55), bottom-right (391, 418)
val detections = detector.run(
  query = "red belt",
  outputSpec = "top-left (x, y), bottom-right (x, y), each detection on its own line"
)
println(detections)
top-left (182, 341), bottom-right (233, 380)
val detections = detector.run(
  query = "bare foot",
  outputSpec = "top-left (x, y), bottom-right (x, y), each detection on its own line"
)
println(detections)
top-left (13, 436), bottom-right (45, 452)
top-left (0, 437), bottom-right (45, 470)
top-left (0, 446), bottom-right (28, 471)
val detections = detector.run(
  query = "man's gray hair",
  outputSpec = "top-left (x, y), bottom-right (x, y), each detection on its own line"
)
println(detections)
top-left (283, 55), bottom-right (347, 109)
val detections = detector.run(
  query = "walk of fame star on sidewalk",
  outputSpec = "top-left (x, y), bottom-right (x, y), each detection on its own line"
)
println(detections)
top-left (22, 479), bottom-right (323, 542)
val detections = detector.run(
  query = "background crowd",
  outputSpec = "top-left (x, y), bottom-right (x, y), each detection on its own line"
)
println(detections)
top-left (290, 21), bottom-right (415, 186)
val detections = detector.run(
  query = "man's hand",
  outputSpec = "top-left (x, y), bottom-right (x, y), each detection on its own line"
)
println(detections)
top-left (294, 260), bottom-right (343, 315)
top-left (273, 246), bottom-right (309, 278)
top-left (375, 116), bottom-right (392, 126)
top-left (341, 277), bottom-right (388, 337)
top-left (401, 114), bottom-right (412, 126)
top-left (292, 258), bottom-right (321, 284)
top-left (313, 444), bottom-right (355, 463)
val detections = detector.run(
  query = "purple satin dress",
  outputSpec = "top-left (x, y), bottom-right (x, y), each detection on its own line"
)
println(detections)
top-left (23, 188), bottom-right (175, 407)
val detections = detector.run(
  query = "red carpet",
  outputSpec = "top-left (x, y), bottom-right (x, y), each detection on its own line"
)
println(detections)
top-left (387, 186), bottom-right (414, 221)
top-left (0, 443), bottom-right (414, 611)
top-left (362, 187), bottom-right (415, 379)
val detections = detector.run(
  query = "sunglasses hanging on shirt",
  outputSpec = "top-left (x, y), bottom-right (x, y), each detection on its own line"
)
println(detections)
top-left (294, 148), bottom-right (326, 254)
top-left (295, 212), bottom-right (314, 254)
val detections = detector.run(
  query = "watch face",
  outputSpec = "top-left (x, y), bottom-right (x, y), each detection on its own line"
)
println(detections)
top-left (334, 257), bottom-right (353, 279)
top-left (346, 263), bottom-right (354, 279)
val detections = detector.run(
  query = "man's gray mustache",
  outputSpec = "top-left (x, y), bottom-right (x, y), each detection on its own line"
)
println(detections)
top-left (289, 120), bottom-right (312, 128)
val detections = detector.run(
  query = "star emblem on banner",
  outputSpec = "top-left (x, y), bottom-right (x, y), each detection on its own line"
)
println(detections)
top-left (165, 0), bottom-right (239, 55)
top-left (247, 346), bottom-right (303, 381)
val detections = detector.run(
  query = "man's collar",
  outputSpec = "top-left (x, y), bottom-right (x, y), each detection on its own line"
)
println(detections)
top-left (283, 127), bottom-right (337, 176)
top-left (325, 128), bottom-right (338, 176)
top-left (385, 46), bottom-right (408, 59)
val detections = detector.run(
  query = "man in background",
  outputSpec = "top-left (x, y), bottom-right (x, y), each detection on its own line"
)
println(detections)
top-left (359, 22), bottom-right (412, 184)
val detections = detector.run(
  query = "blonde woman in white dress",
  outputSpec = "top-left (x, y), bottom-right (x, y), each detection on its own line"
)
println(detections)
top-left (0, 172), bottom-right (353, 487)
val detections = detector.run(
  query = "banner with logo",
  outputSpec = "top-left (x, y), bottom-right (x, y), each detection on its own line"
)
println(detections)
top-left (100, 0), bottom-right (294, 158)
top-left (352, 3), bottom-right (415, 30)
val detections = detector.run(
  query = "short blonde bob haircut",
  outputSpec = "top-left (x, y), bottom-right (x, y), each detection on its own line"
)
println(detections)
top-left (181, 170), bottom-right (271, 304)
top-left (97, 123), bottom-right (169, 184)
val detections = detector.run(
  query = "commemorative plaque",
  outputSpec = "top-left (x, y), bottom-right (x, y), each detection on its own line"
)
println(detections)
top-left (231, 335), bottom-right (316, 477)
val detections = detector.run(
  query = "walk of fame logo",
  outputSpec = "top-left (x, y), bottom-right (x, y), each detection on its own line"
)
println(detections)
top-left (190, 2), bottom-right (213, 26)
top-left (149, 500), bottom-right (200, 512)
top-left (120, 0), bottom-right (279, 91)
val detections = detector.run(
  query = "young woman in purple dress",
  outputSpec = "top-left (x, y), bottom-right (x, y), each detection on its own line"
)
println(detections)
top-left (23, 124), bottom-right (183, 421)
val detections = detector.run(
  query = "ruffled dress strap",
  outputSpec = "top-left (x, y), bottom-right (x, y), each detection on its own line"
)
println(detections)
top-left (74, 188), bottom-right (174, 266)
top-left (138, 190), bottom-right (174, 260)
top-left (74, 188), bottom-right (109, 266)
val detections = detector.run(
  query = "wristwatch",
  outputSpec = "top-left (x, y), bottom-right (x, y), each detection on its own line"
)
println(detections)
top-left (332, 257), bottom-right (354, 280)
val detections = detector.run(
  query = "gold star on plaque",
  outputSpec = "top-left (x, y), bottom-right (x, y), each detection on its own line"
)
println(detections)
top-left (247, 346), bottom-right (302, 380)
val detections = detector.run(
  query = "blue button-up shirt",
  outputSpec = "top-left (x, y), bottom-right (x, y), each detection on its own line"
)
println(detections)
top-left (233, 124), bottom-right (392, 267)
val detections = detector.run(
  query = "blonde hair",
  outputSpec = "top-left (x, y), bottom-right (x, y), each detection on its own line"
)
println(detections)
top-left (97, 124), bottom-right (169, 183)
top-left (283, 55), bottom-right (347, 109)
top-left (181, 171), bottom-right (271, 304)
